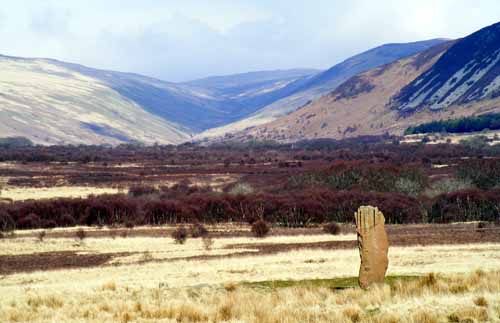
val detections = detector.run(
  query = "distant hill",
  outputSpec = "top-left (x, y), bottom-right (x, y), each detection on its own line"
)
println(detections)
top-left (185, 69), bottom-right (319, 97)
top-left (0, 56), bottom-right (317, 145)
top-left (2, 21), bottom-right (497, 146)
top-left (229, 22), bottom-right (500, 143)
top-left (198, 39), bottom-right (448, 139)
top-left (0, 56), bottom-right (192, 145)
top-left (184, 68), bottom-right (320, 124)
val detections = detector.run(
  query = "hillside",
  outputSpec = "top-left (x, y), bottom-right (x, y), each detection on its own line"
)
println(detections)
top-left (232, 23), bottom-right (500, 143)
top-left (184, 68), bottom-right (319, 124)
top-left (185, 69), bottom-right (319, 100)
top-left (0, 56), bottom-right (192, 145)
top-left (0, 56), bottom-right (318, 145)
top-left (393, 22), bottom-right (500, 113)
top-left (1, 22), bottom-right (497, 146)
top-left (198, 39), bottom-right (448, 139)
top-left (42, 61), bottom-right (319, 132)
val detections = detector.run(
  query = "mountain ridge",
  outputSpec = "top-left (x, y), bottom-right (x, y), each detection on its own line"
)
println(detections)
top-left (2, 26), bottom-right (495, 146)
top-left (228, 22), bottom-right (500, 143)
top-left (392, 22), bottom-right (500, 113)
top-left (197, 38), bottom-right (449, 140)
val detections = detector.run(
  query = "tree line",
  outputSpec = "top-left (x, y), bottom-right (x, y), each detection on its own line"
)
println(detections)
top-left (405, 113), bottom-right (500, 135)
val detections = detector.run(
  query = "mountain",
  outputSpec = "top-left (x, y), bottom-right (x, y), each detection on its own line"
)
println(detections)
top-left (2, 22), bottom-right (496, 146)
top-left (392, 22), bottom-right (500, 113)
top-left (0, 56), bottom-right (192, 145)
top-left (198, 39), bottom-right (448, 139)
top-left (52, 64), bottom-right (320, 132)
top-left (185, 69), bottom-right (319, 99)
top-left (183, 69), bottom-right (319, 124)
top-left (0, 56), bottom-right (317, 145)
top-left (232, 22), bottom-right (500, 143)
top-left (50, 60), bottom-right (225, 132)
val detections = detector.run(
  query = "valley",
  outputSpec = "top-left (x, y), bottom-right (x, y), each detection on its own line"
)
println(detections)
top-left (0, 6), bottom-right (499, 323)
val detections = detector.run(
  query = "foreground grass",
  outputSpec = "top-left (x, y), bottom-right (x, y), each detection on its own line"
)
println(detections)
top-left (241, 275), bottom-right (419, 290)
top-left (1, 270), bottom-right (499, 322)
top-left (1, 232), bottom-right (500, 322)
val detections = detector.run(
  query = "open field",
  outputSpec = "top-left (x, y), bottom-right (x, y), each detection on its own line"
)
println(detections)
top-left (0, 186), bottom-right (124, 201)
top-left (0, 141), bottom-right (499, 322)
top-left (1, 224), bottom-right (500, 322)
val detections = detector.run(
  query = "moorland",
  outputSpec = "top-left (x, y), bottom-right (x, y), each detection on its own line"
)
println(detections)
top-left (1, 137), bottom-right (500, 322)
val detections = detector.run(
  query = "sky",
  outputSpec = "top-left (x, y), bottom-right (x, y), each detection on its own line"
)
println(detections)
top-left (1, 0), bottom-right (499, 82)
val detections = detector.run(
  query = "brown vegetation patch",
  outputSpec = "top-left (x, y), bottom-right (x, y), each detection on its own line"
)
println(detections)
top-left (411, 40), bottom-right (456, 70)
top-left (331, 75), bottom-right (375, 101)
top-left (126, 241), bottom-right (356, 265)
top-left (223, 226), bottom-right (500, 255)
top-left (134, 223), bottom-right (500, 265)
top-left (387, 223), bottom-right (500, 246)
top-left (0, 251), bottom-right (131, 275)
top-left (14, 226), bottom-right (326, 240)
top-left (1, 223), bottom-right (499, 275)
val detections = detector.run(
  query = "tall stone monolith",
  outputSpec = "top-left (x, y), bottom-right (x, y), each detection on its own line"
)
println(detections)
top-left (354, 206), bottom-right (389, 289)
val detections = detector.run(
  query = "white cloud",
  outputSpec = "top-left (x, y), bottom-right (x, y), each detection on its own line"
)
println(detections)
top-left (0, 0), bottom-right (498, 81)
top-left (30, 5), bottom-right (71, 36)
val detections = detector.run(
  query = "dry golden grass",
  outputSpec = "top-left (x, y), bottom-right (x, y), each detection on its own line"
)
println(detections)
top-left (1, 232), bottom-right (500, 322)
top-left (0, 231), bottom-right (355, 256)
top-left (0, 186), bottom-right (122, 201)
top-left (1, 271), bottom-right (499, 322)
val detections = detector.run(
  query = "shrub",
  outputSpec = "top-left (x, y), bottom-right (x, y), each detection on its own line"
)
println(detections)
top-left (18, 213), bottom-right (41, 229)
top-left (251, 220), bottom-right (270, 238)
top-left (75, 228), bottom-right (86, 241)
top-left (190, 222), bottom-right (208, 238)
top-left (42, 219), bottom-right (57, 229)
top-left (477, 221), bottom-right (488, 229)
top-left (323, 222), bottom-right (341, 235)
top-left (109, 229), bottom-right (118, 239)
top-left (395, 178), bottom-right (423, 197)
top-left (128, 185), bottom-right (159, 197)
top-left (144, 200), bottom-right (188, 225)
top-left (172, 226), bottom-right (188, 244)
top-left (473, 296), bottom-right (488, 307)
top-left (37, 230), bottom-right (46, 242)
top-left (289, 161), bottom-right (427, 196)
top-left (457, 159), bottom-right (500, 189)
top-left (429, 189), bottom-right (500, 223)
top-left (425, 178), bottom-right (473, 197)
top-left (229, 183), bottom-right (254, 195)
top-left (83, 202), bottom-right (111, 226)
top-left (224, 282), bottom-right (238, 292)
top-left (58, 214), bottom-right (76, 227)
top-left (0, 210), bottom-right (15, 232)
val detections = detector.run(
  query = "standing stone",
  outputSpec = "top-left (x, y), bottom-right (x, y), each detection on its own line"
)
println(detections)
top-left (354, 206), bottom-right (389, 289)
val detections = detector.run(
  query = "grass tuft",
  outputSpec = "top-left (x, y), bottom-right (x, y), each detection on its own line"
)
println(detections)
top-left (473, 296), bottom-right (488, 307)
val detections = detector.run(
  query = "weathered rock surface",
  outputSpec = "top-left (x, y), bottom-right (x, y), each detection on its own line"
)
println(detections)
top-left (355, 206), bottom-right (389, 289)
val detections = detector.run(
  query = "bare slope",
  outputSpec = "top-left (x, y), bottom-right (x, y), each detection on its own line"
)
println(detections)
top-left (0, 57), bottom-right (191, 145)
top-left (393, 22), bottom-right (500, 113)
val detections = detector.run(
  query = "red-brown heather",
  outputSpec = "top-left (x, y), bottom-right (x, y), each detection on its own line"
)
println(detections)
top-left (1, 136), bottom-right (499, 232)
